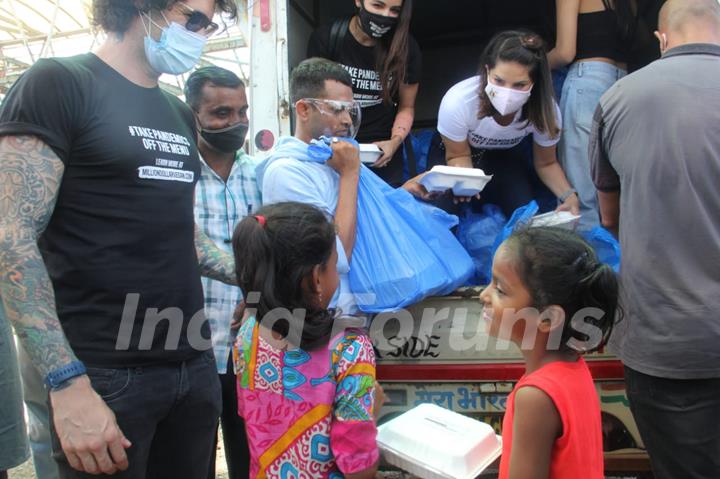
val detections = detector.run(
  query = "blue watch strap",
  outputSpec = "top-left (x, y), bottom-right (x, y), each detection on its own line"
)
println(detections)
top-left (46, 361), bottom-right (87, 390)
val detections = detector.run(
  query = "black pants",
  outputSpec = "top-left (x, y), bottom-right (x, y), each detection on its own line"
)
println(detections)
top-left (207, 355), bottom-right (250, 479)
top-left (625, 366), bottom-right (720, 479)
top-left (51, 352), bottom-right (222, 479)
top-left (0, 470), bottom-right (7, 479)
top-left (427, 134), bottom-right (535, 218)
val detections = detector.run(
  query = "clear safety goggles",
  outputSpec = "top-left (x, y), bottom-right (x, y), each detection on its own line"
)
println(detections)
top-left (300, 98), bottom-right (362, 139)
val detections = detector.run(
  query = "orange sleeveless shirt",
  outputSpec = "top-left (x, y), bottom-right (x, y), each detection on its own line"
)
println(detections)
top-left (499, 358), bottom-right (604, 479)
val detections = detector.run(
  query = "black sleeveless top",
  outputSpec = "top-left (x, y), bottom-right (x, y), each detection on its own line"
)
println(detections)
top-left (575, 9), bottom-right (629, 63)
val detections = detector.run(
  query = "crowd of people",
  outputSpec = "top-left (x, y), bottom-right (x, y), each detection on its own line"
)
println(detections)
top-left (0, 0), bottom-right (719, 478)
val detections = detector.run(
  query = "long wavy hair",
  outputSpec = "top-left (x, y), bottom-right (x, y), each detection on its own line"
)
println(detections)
top-left (603, 0), bottom-right (638, 44)
top-left (365, 0), bottom-right (414, 104)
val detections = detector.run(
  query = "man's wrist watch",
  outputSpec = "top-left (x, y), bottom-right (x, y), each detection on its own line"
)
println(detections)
top-left (46, 361), bottom-right (86, 391)
top-left (559, 188), bottom-right (577, 203)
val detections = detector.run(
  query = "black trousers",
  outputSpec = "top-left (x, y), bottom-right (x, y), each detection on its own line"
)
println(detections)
top-left (625, 366), bottom-right (720, 479)
top-left (51, 352), bottom-right (222, 479)
top-left (427, 134), bottom-right (535, 218)
top-left (207, 355), bottom-right (250, 479)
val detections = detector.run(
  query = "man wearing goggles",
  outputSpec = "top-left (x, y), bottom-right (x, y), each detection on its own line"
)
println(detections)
top-left (0, 1), bottom-right (238, 478)
top-left (257, 58), bottom-right (434, 319)
top-left (299, 98), bottom-right (363, 140)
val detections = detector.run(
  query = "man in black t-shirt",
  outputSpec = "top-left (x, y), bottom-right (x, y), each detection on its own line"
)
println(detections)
top-left (0, 1), bottom-right (238, 478)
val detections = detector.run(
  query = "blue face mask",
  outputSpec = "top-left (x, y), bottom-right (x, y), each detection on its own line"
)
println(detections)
top-left (142, 12), bottom-right (207, 75)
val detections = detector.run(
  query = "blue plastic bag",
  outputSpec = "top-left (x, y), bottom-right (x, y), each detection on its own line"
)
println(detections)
top-left (456, 204), bottom-right (507, 285)
top-left (402, 129), bottom-right (435, 180)
top-left (486, 200), bottom-right (539, 281)
top-left (582, 226), bottom-right (621, 272)
top-left (306, 137), bottom-right (475, 312)
top-left (385, 188), bottom-right (475, 296)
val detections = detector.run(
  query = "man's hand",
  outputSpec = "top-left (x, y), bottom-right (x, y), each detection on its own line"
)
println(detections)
top-left (401, 172), bottom-right (438, 201)
top-left (327, 139), bottom-right (361, 177)
top-left (452, 192), bottom-right (482, 204)
top-left (50, 376), bottom-right (131, 475)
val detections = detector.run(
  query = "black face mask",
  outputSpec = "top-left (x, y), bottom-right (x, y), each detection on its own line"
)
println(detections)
top-left (200, 122), bottom-right (249, 153)
top-left (358, 4), bottom-right (398, 39)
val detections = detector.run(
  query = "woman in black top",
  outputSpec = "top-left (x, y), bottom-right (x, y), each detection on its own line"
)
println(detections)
top-left (548, 0), bottom-right (637, 229)
top-left (308, 0), bottom-right (421, 187)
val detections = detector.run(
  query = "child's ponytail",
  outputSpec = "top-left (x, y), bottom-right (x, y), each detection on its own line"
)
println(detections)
top-left (567, 258), bottom-right (619, 353)
top-left (232, 202), bottom-right (337, 350)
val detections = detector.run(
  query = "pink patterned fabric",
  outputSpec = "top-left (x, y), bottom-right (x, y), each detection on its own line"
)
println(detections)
top-left (235, 317), bottom-right (379, 478)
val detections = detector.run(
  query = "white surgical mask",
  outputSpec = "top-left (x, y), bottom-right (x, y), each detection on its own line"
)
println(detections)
top-left (142, 12), bottom-right (207, 75)
top-left (484, 81), bottom-right (533, 116)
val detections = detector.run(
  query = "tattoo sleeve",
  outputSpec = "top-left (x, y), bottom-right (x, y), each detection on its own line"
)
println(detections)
top-left (0, 135), bottom-right (77, 378)
top-left (194, 223), bottom-right (237, 285)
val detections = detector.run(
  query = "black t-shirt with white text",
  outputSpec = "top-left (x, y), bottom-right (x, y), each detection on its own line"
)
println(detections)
top-left (307, 21), bottom-right (422, 144)
top-left (0, 54), bottom-right (208, 367)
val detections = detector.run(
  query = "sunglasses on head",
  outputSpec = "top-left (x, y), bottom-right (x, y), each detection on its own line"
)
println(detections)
top-left (175, 2), bottom-right (219, 35)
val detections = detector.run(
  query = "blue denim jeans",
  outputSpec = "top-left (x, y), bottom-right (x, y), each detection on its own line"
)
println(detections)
top-left (0, 310), bottom-right (30, 472)
top-left (559, 61), bottom-right (626, 230)
top-left (51, 351), bottom-right (221, 479)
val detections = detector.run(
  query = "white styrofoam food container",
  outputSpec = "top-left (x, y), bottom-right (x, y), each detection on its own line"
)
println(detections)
top-left (377, 403), bottom-right (502, 479)
top-left (419, 165), bottom-right (493, 197)
top-left (529, 211), bottom-right (581, 230)
top-left (359, 143), bottom-right (383, 164)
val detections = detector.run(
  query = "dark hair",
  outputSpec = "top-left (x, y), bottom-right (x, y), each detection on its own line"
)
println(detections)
top-left (478, 30), bottom-right (560, 138)
top-left (290, 57), bottom-right (353, 104)
top-left (232, 202), bottom-right (337, 351)
top-left (184, 66), bottom-right (244, 111)
top-left (603, 0), bottom-right (638, 44)
top-left (505, 227), bottom-right (620, 353)
top-left (362, 0), bottom-right (414, 104)
top-left (92, 0), bottom-right (238, 34)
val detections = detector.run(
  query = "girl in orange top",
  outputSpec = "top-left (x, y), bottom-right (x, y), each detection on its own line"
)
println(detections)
top-left (480, 227), bottom-right (619, 479)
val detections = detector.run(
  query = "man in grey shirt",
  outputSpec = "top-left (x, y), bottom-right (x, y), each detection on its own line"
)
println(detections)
top-left (590, 1), bottom-right (720, 477)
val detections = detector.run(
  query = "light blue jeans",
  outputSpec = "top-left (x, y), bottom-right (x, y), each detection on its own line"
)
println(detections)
top-left (559, 61), bottom-right (626, 230)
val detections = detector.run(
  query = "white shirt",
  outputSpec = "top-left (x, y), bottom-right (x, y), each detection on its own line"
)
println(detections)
top-left (438, 75), bottom-right (562, 150)
top-left (259, 144), bottom-right (356, 316)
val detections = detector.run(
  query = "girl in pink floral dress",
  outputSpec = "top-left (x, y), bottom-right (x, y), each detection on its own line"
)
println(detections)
top-left (232, 202), bottom-right (379, 479)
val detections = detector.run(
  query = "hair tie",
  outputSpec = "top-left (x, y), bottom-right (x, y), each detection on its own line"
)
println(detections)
top-left (520, 34), bottom-right (544, 52)
top-left (254, 215), bottom-right (266, 227)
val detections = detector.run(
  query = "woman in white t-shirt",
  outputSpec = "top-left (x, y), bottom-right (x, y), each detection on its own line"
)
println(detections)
top-left (433, 30), bottom-right (580, 217)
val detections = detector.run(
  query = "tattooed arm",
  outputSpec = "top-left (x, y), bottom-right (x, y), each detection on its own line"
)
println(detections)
top-left (0, 135), bottom-right (130, 474)
top-left (194, 223), bottom-right (237, 285)
top-left (0, 135), bottom-right (74, 377)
